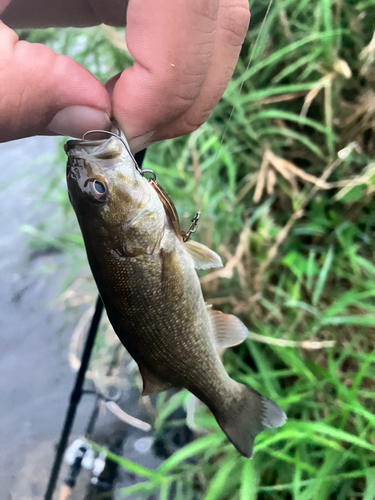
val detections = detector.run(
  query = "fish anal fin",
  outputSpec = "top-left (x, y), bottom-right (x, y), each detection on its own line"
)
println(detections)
top-left (207, 306), bottom-right (248, 348)
top-left (184, 239), bottom-right (223, 270)
top-left (138, 362), bottom-right (172, 396)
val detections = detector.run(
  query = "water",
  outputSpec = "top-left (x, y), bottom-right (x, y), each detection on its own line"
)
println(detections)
top-left (0, 136), bottom-right (95, 498)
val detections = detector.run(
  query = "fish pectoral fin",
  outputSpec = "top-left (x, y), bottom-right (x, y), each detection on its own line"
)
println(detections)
top-left (138, 362), bottom-right (172, 396)
top-left (207, 306), bottom-right (248, 348)
top-left (184, 239), bottom-right (223, 270)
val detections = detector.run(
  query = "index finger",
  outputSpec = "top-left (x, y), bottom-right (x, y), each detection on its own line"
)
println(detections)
top-left (109, 0), bottom-right (249, 149)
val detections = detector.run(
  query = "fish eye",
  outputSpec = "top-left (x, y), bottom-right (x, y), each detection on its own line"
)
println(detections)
top-left (89, 179), bottom-right (107, 202)
top-left (94, 180), bottom-right (105, 194)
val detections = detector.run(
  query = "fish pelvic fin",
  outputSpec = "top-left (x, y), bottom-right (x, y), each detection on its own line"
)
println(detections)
top-left (207, 306), bottom-right (248, 348)
top-left (138, 362), bottom-right (172, 396)
top-left (216, 384), bottom-right (287, 459)
top-left (184, 239), bottom-right (223, 270)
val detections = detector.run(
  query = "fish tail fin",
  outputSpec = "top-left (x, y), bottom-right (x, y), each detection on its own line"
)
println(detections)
top-left (216, 384), bottom-right (286, 458)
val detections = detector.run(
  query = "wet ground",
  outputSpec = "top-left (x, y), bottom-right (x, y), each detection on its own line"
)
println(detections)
top-left (0, 136), bottom-right (102, 499)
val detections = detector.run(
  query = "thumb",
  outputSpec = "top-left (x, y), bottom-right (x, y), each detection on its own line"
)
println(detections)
top-left (0, 21), bottom-right (111, 143)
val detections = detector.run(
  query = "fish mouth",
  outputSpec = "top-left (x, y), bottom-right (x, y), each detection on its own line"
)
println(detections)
top-left (65, 136), bottom-right (124, 162)
top-left (64, 139), bottom-right (85, 154)
top-left (65, 137), bottom-right (114, 154)
top-left (64, 128), bottom-right (121, 153)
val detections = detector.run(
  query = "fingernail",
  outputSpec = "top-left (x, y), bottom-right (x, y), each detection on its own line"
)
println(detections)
top-left (128, 131), bottom-right (155, 154)
top-left (47, 106), bottom-right (111, 138)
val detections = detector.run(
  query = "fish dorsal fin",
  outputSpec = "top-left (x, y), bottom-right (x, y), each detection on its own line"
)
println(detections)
top-left (138, 362), bottom-right (172, 396)
top-left (184, 239), bottom-right (223, 270)
top-left (149, 179), bottom-right (182, 237)
top-left (207, 305), bottom-right (248, 348)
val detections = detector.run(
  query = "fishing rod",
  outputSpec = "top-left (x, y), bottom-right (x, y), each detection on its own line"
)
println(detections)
top-left (44, 295), bottom-right (103, 500)
top-left (57, 344), bottom-right (123, 499)
top-left (44, 148), bottom-right (147, 500)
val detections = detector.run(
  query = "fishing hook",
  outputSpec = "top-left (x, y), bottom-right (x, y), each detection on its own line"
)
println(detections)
top-left (82, 129), bottom-right (157, 181)
top-left (139, 169), bottom-right (157, 181)
top-left (183, 211), bottom-right (201, 242)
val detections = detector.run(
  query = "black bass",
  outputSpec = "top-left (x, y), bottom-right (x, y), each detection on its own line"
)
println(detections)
top-left (65, 133), bottom-right (286, 458)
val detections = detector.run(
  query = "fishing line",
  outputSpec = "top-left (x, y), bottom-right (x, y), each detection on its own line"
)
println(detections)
top-left (198, 0), bottom-right (275, 217)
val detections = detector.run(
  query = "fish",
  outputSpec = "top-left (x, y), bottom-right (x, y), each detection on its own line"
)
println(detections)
top-left (65, 132), bottom-right (286, 458)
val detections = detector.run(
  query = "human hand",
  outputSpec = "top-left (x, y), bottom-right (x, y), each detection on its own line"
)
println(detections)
top-left (1, 0), bottom-right (250, 151)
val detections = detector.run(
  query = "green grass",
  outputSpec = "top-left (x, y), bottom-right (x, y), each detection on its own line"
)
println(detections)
top-left (18, 0), bottom-right (375, 497)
